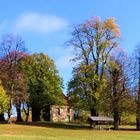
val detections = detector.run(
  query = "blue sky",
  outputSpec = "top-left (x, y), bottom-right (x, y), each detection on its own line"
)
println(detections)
top-left (0, 0), bottom-right (140, 93)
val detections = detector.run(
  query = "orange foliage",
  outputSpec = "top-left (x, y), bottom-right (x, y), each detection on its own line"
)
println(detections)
top-left (104, 18), bottom-right (120, 38)
top-left (82, 16), bottom-right (120, 38)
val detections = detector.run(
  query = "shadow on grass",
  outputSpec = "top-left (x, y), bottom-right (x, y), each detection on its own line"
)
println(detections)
top-left (15, 123), bottom-right (139, 131)
top-left (0, 121), bottom-right (137, 131)
top-left (15, 121), bottom-right (91, 130)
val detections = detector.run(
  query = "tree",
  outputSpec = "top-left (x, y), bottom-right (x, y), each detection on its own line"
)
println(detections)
top-left (0, 34), bottom-right (27, 122)
top-left (68, 70), bottom-right (93, 112)
top-left (137, 55), bottom-right (140, 130)
top-left (20, 53), bottom-right (63, 121)
top-left (22, 102), bottom-right (30, 122)
top-left (68, 16), bottom-right (120, 116)
top-left (133, 46), bottom-right (140, 130)
top-left (0, 80), bottom-right (9, 121)
top-left (103, 51), bottom-right (130, 129)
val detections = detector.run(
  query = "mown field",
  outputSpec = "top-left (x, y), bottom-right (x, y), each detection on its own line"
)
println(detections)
top-left (0, 122), bottom-right (140, 140)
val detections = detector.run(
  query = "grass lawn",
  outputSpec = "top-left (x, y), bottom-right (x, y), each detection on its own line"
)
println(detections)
top-left (0, 122), bottom-right (139, 140)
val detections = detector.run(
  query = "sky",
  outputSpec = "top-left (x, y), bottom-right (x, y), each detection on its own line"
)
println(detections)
top-left (0, 0), bottom-right (140, 94)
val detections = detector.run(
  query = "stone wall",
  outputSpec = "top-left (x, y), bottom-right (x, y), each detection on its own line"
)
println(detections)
top-left (50, 105), bottom-right (74, 122)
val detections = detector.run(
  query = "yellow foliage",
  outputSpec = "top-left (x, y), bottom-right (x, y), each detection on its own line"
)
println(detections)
top-left (0, 81), bottom-right (9, 114)
top-left (104, 18), bottom-right (120, 38)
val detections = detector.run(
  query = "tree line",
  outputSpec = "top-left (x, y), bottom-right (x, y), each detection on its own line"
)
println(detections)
top-left (0, 34), bottom-right (64, 123)
top-left (67, 17), bottom-right (140, 130)
top-left (0, 16), bottom-right (140, 131)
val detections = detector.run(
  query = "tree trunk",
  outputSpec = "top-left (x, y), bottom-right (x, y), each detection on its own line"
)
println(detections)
top-left (25, 113), bottom-right (29, 122)
top-left (113, 70), bottom-right (119, 130)
top-left (136, 118), bottom-right (140, 130)
top-left (90, 107), bottom-right (98, 127)
top-left (136, 57), bottom-right (140, 130)
top-left (0, 114), bottom-right (5, 121)
top-left (42, 106), bottom-right (50, 121)
top-left (90, 107), bottom-right (98, 116)
top-left (23, 103), bottom-right (30, 122)
top-left (114, 109), bottom-right (119, 130)
top-left (7, 99), bottom-right (12, 123)
top-left (32, 106), bottom-right (41, 121)
top-left (25, 105), bottom-right (29, 122)
top-left (16, 107), bottom-right (23, 122)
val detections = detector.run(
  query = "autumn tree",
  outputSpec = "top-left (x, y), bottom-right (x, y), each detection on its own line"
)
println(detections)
top-left (102, 51), bottom-right (130, 130)
top-left (136, 51), bottom-right (140, 130)
top-left (132, 46), bottom-right (140, 130)
top-left (0, 34), bottom-right (27, 122)
top-left (68, 17), bottom-right (120, 116)
top-left (0, 80), bottom-right (9, 121)
top-left (20, 53), bottom-right (63, 121)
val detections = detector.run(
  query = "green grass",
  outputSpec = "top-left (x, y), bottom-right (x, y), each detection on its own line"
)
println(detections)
top-left (0, 122), bottom-right (139, 140)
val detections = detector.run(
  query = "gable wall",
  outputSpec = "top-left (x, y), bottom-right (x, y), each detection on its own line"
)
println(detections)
top-left (50, 105), bottom-right (74, 122)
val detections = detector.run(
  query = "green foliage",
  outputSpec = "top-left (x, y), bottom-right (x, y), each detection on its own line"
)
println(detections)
top-left (74, 110), bottom-right (90, 123)
top-left (20, 53), bottom-right (64, 109)
top-left (0, 81), bottom-right (9, 114)
top-left (68, 63), bottom-right (107, 114)
top-left (100, 52), bottom-right (136, 129)
top-left (68, 17), bottom-right (120, 115)
top-left (121, 112), bottom-right (136, 124)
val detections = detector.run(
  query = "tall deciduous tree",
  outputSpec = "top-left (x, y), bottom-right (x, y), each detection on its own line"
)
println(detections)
top-left (104, 51), bottom-right (129, 130)
top-left (20, 53), bottom-right (63, 121)
top-left (0, 34), bottom-right (27, 122)
top-left (68, 17), bottom-right (120, 116)
top-left (134, 46), bottom-right (140, 130)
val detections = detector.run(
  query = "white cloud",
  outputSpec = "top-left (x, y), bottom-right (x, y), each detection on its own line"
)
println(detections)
top-left (14, 12), bottom-right (68, 33)
top-left (52, 47), bottom-right (75, 71)
top-left (55, 55), bottom-right (73, 70)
